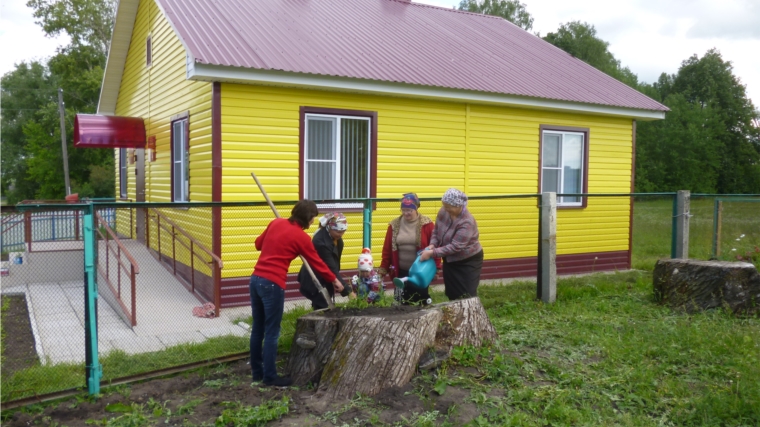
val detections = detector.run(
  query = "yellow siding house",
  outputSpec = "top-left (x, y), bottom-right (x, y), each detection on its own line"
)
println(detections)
top-left (95, 0), bottom-right (667, 307)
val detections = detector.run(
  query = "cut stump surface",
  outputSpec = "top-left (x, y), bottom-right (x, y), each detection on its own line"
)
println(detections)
top-left (288, 297), bottom-right (497, 399)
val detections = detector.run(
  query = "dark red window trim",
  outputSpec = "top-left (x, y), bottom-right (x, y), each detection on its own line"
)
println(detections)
top-left (146, 35), bottom-right (152, 67)
top-left (538, 124), bottom-right (590, 209)
top-left (119, 148), bottom-right (127, 199)
top-left (170, 115), bottom-right (190, 202)
top-left (299, 106), bottom-right (378, 210)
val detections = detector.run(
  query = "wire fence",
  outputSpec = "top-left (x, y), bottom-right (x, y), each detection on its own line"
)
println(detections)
top-left (2, 192), bottom-right (758, 402)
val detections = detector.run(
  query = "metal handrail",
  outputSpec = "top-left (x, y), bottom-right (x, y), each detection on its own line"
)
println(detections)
top-left (147, 208), bottom-right (223, 315)
top-left (148, 208), bottom-right (222, 268)
top-left (95, 211), bottom-right (139, 326)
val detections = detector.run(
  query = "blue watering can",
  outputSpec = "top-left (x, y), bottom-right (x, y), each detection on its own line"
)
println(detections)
top-left (393, 249), bottom-right (436, 292)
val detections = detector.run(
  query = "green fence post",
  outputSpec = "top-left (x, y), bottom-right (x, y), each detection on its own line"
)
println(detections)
top-left (83, 204), bottom-right (102, 395)
top-left (670, 194), bottom-right (678, 258)
top-left (363, 199), bottom-right (372, 249)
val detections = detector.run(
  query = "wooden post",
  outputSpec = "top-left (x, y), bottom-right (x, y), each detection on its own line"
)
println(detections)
top-left (675, 190), bottom-right (690, 259)
top-left (540, 192), bottom-right (557, 304)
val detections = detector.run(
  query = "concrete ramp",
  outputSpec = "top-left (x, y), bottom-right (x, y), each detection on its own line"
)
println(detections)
top-left (1, 238), bottom-right (251, 365)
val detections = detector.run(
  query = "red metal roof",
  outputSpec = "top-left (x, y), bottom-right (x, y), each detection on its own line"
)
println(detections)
top-left (74, 114), bottom-right (146, 148)
top-left (158, 0), bottom-right (667, 112)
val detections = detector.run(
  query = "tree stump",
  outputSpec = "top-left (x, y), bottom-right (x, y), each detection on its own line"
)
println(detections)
top-left (653, 259), bottom-right (760, 315)
top-left (287, 297), bottom-right (497, 399)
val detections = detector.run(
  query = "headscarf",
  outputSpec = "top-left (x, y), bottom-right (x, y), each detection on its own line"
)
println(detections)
top-left (441, 188), bottom-right (468, 207)
top-left (357, 248), bottom-right (374, 272)
top-left (401, 193), bottom-right (420, 210)
top-left (319, 212), bottom-right (348, 231)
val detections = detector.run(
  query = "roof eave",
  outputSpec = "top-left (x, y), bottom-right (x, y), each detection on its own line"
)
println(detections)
top-left (97, 0), bottom-right (141, 115)
top-left (188, 62), bottom-right (667, 121)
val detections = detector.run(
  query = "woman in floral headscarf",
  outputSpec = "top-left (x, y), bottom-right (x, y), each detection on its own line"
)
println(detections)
top-left (377, 193), bottom-right (441, 305)
top-left (298, 212), bottom-right (354, 309)
top-left (420, 188), bottom-right (483, 301)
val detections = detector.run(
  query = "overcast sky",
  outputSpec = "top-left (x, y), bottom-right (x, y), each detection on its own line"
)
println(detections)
top-left (1, 0), bottom-right (758, 107)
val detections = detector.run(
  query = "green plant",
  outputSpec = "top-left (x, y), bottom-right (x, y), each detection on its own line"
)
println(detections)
top-left (146, 398), bottom-right (172, 419)
top-left (215, 396), bottom-right (290, 427)
top-left (176, 398), bottom-right (203, 416)
top-left (202, 379), bottom-right (225, 389)
top-left (399, 410), bottom-right (440, 427)
top-left (87, 403), bottom-right (149, 427)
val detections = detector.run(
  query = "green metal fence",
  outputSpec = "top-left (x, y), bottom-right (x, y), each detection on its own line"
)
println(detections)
top-left (3, 192), bottom-right (760, 404)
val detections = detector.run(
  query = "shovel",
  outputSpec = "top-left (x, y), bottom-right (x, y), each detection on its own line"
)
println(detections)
top-left (251, 172), bottom-right (335, 310)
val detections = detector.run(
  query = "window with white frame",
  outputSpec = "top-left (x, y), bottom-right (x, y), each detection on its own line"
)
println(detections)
top-left (304, 114), bottom-right (371, 208)
top-left (119, 148), bottom-right (127, 198)
top-left (171, 119), bottom-right (189, 202)
top-left (541, 130), bottom-right (586, 206)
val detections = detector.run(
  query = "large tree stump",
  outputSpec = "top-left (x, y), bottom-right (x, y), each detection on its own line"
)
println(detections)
top-left (287, 297), bottom-right (497, 399)
top-left (653, 259), bottom-right (760, 315)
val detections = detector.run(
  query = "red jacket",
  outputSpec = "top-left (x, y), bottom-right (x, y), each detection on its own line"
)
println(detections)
top-left (253, 218), bottom-right (336, 289)
top-left (379, 215), bottom-right (441, 279)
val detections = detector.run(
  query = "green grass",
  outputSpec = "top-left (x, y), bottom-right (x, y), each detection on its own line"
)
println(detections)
top-left (431, 271), bottom-right (760, 426)
top-left (632, 196), bottom-right (760, 270)
top-left (0, 334), bottom-right (248, 402)
top-left (3, 197), bottom-right (759, 409)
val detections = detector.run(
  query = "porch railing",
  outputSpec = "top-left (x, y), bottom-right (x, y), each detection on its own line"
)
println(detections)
top-left (95, 211), bottom-right (139, 326)
top-left (146, 208), bottom-right (223, 316)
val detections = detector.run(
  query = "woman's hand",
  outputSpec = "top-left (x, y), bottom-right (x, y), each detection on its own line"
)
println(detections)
top-left (420, 247), bottom-right (434, 261)
top-left (348, 292), bottom-right (357, 300)
top-left (425, 244), bottom-right (435, 251)
top-left (332, 278), bottom-right (344, 293)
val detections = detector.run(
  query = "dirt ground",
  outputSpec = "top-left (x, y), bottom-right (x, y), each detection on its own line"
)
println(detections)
top-left (3, 357), bottom-right (484, 426)
top-left (1, 295), bottom-right (39, 379)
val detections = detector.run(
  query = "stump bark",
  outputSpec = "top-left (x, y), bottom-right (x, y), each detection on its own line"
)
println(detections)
top-left (653, 259), bottom-right (760, 315)
top-left (287, 297), bottom-right (497, 399)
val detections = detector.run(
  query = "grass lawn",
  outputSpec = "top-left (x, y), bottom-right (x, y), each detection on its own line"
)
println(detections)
top-left (447, 271), bottom-right (760, 425)
top-left (631, 196), bottom-right (760, 270)
top-left (2, 197), bottom-right (759, 423)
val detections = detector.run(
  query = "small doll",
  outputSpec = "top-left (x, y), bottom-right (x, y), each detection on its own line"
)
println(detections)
top-left (351, 248), bottom-right (384, 303)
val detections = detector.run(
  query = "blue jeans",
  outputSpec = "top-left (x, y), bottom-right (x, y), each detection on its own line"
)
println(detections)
top-left (249, 275), bottom-right (285, 382)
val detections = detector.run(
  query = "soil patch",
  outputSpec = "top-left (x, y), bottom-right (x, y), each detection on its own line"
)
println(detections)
top-left (1, 295), bottom-right (39, 378)
top-left (1, 360), bottom-right (495, 426)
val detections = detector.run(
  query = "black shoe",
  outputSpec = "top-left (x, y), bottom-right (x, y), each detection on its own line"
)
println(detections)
top-left (252, 374), bottom-right (263, 382)
top-left (263, 376), bottom-right (292, 387)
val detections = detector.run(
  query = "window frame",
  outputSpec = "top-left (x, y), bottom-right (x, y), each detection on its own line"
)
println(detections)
top-left (170, 114), bottom-right (190, 202)
top-left (538, 125), bottom-right (590, 208)
top-left (299, 107), bottom-right (377, 210)
top-left (119, 148), bottom-right (128, 199)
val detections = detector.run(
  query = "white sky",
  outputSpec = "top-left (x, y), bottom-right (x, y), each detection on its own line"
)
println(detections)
top-left (1, 0), bottom-right (758, 107)
top-left (418, 0), bottom-right (760, 107)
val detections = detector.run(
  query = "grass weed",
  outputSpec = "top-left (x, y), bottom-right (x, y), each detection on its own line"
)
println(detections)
top-left (456, 270), bottom-right (760, 425)
top-left (215, 396), bottom-right (289, 426)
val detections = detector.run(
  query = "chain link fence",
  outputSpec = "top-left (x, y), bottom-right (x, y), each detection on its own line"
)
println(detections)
top-left (2, 192), bottom-right (758, 402)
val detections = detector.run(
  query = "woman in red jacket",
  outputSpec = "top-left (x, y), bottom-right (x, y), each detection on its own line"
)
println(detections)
top-left (377, 193), bottom-right (441, 305)
top-left (250, 200), bottom-right (343, 387)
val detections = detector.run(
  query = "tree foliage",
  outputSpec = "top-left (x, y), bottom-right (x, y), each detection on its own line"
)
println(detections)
top-left (26, 0), bottom-right (116, 57)
top-left (542, 21), bottom-right (638, 88)
top-left (636, 50), bottom-right (760, 193)
top-left (1, 0), bottom-right (115, 203)
top-left (458, 0), bottom-right (533, 31)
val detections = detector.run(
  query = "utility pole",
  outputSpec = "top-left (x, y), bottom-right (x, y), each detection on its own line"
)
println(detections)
top-left (58, 88), bottom-right (71, 195)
